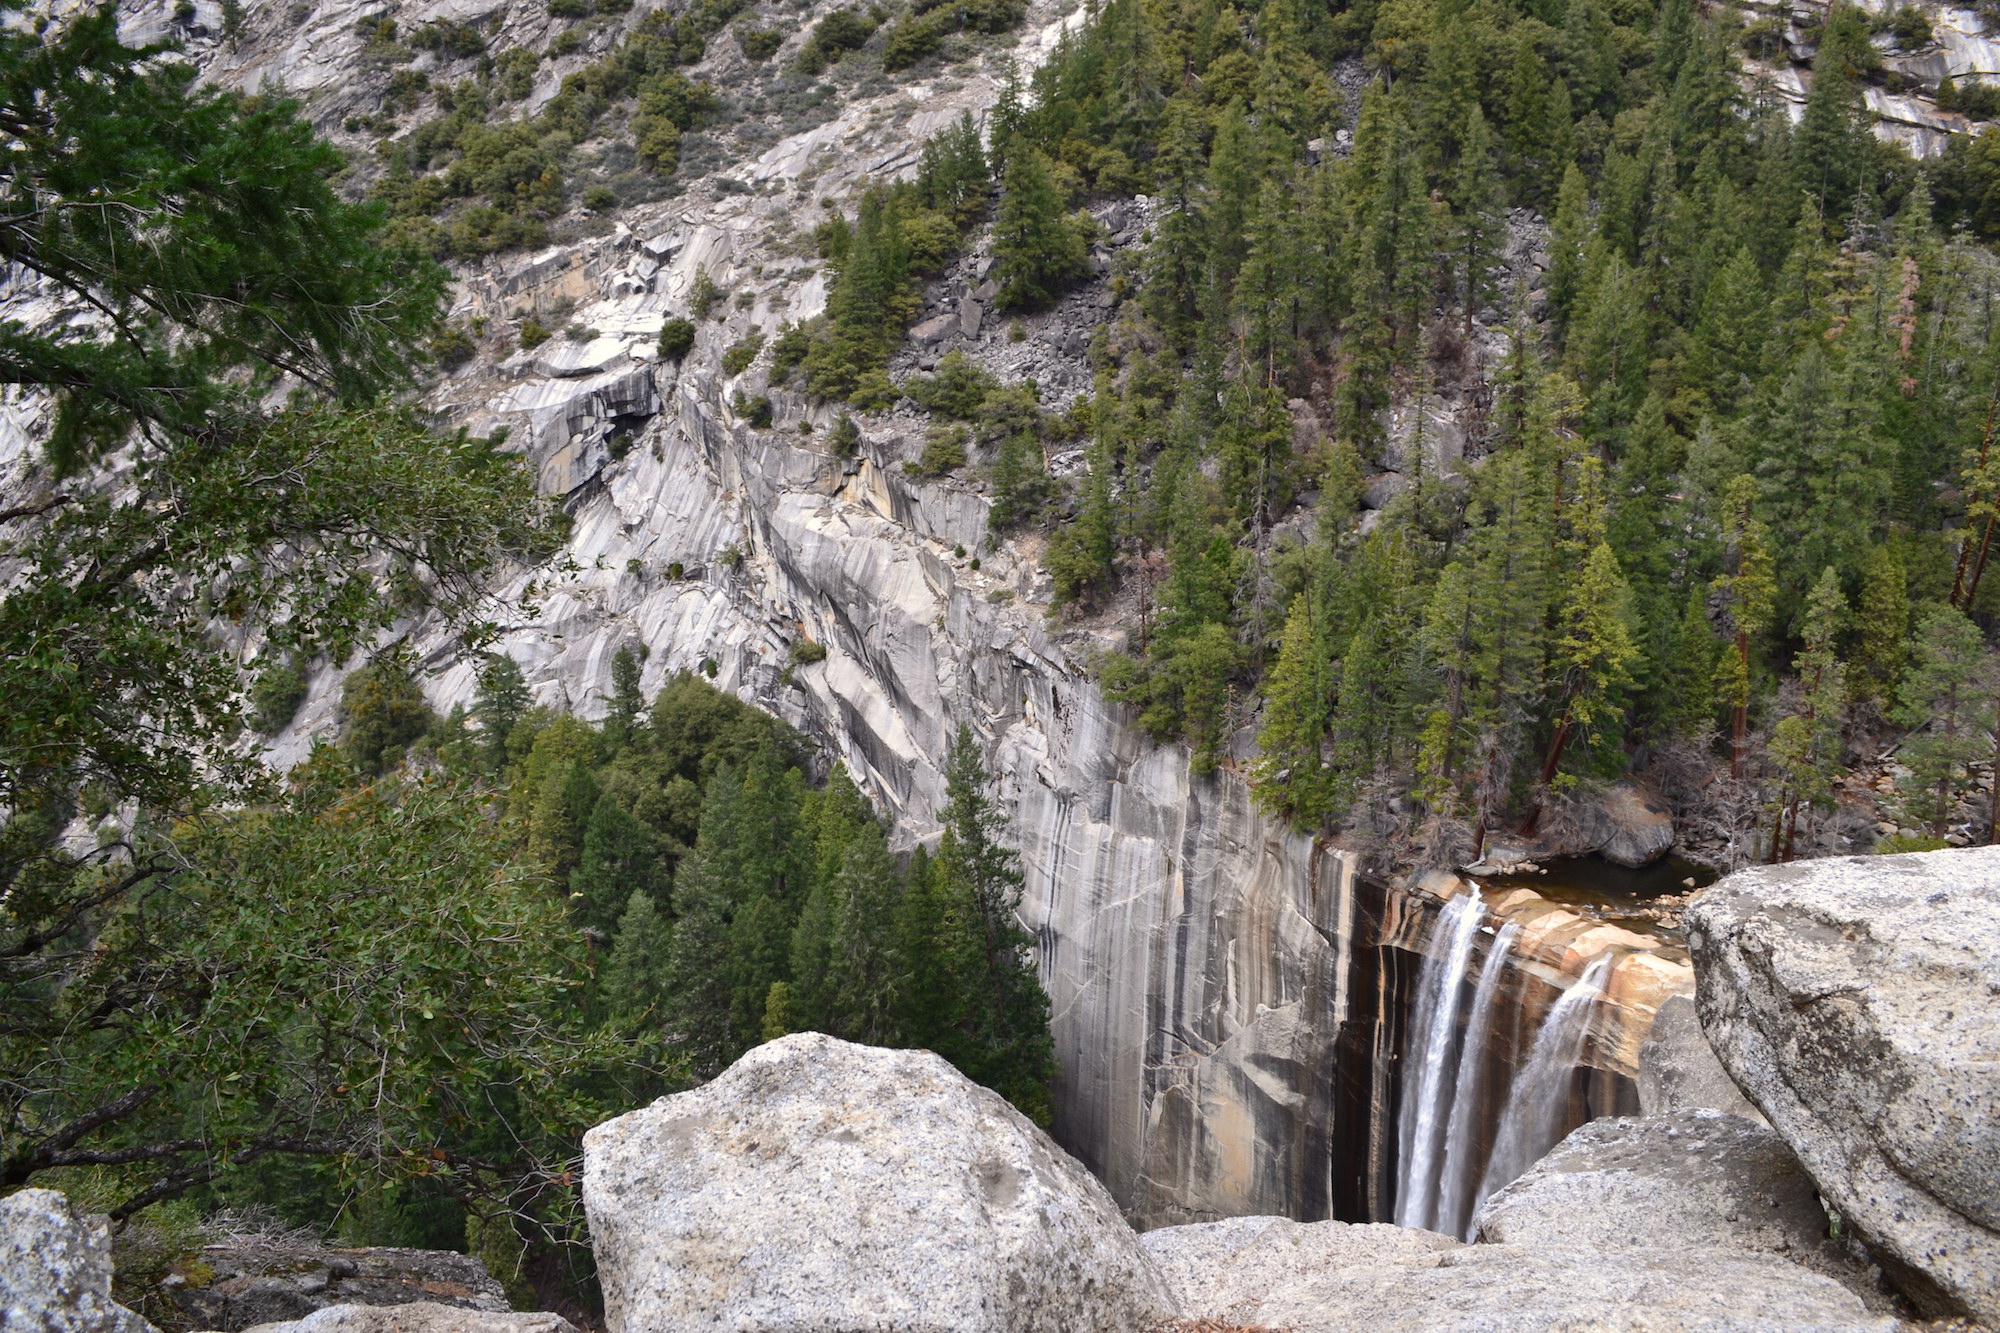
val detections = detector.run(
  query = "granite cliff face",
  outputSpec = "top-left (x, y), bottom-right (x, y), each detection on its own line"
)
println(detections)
top-left (4, 0), bottom-right (1703, 1227)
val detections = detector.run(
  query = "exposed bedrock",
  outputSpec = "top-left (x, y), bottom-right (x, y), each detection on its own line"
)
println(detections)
top-left (230, 1307), bottom-right (575, 1333)
top-left (1687, 848), bottom-right (2000, 1323)
top-left (0, 1189), bottom-right (157, 1333)
top-left (1472, 1111), bottom-right (1891, 1313)
top-left (172, 1242), bottom-right (515, 1332)
top-left (580, 1033), bottom-right (1174, 1333)
top-left (1143, 1211), bottom-right (1894, 1333)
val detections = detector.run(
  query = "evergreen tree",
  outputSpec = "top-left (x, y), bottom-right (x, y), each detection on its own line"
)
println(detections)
top-left (932, 726), bottom-right (1055, 1123)
top-left (1856, 539), bottom-right (1911, 704)
top-left (1447, 105), bottom-right (1505, 337)
top-left (571, 794), bottom-right (667, 938)
top-left (1144, 95), bottom-right (1213, 342)
top-left (1770, 567), bottom-right (1848, 860)
top-left (992, 145), bottom-right (1086, 310)
top-left (602, 888), bottom-right (674, 1023)
top-left (604, 645), bottom-right (646, 752)
top-left (527, 760), bottom-right (601, 879)
top-left (1895, 608), bottom-right (1994, 836)
top-left (1558, 0), bottom-right (1618, 115)
top-left (1252, 594), bottom-right (1337, 825)
top-left (1712, 475), bottom-right (1778, 777)
top-left (820, 821), bottom-right (905, 1044)
top-left (1547, 163), bottom-right (1592, 339)
top-left (1536, 541), bottom-right (1638, 793)
top-left (475, 653), bottom-right (533, 773)
top-left (1792, 3), bottom-right (1877, 218)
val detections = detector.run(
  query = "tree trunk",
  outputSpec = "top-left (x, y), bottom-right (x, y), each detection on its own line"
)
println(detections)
top-left (1731, 630), bottom-right (1750, 779)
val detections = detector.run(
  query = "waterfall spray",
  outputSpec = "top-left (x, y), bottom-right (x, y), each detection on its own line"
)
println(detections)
top-left (1435, 919), bottom-right (1518, 1240)
top-left (1392, 888), bottom-right (1485, 1231)
top-left (1471, 950), bottom-right (1616, 1220)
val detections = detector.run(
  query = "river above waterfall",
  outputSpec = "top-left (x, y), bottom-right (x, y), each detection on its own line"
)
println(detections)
top-left (1472, 855), bottom-right (1718, 932)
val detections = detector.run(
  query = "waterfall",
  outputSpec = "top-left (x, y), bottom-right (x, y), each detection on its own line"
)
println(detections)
top-left (1434, 919), bottom-right (1518, 1240)
top-left (1391, 888), bottom-right (1485, 1231)
top-left (1472, 950), bottom-right (1616, 1217)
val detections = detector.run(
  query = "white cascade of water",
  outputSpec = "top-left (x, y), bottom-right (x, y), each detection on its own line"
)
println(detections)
top-left (1392, 887), bottom-right (1485, 1231)
top-left (1434, 919), bottom-right (1519, 1240)
top-left (1471, 950), bottom-right (1616, 1218)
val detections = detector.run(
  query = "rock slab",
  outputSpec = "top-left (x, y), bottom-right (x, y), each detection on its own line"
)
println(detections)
top-left (236, 1302), bottom-right (574, 1333)
top-left (1473, 1111), bottom-right (1883, 1307)
top-left (1637, 993), bottom-right (1765, 1122)
top-left (1687, 848), bottom-right (2000, 1322)
top-left (1142, 1214), bottom-right (1892, 1333)
top-left (0, 1188), bottom-right (156, 1333)
top-left (173, 1242), bottom-right (511, 1331)
top-left (581, 1032), bottom-right (1175, 1333)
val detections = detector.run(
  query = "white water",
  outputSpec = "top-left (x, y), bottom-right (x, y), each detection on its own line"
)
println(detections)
top-left (1435, 919), bottom-right (1518, 1240)
top-left (1472, 950), bottom-right (1616, 1217)
top-left (1392, 888), bottom-right (1485, 1231)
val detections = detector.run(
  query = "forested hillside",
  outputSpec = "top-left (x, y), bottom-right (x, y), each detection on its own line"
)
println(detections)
top-left (783, 0), bottom-right (2000, 866)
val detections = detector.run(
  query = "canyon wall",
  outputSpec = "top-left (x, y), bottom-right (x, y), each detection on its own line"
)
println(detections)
top-left (2, 0), bottom-right (1705, 1225)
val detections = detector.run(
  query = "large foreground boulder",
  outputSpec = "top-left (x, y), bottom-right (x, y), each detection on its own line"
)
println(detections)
top-left (1142, 1214), bottom-right (1892, 1332)
top-left (1687, 849), bottom-right (2000, 1322)
top-left (0, 1189), bottom-right (156, 1333)
top-left (581, 1033), bottom-right (1174, 1333)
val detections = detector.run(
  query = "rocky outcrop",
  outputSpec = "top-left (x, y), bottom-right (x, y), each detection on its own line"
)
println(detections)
top-left (233, 1306), bottom-right (573, 1333)
top-left (172, 1242), bottom-right (512, 1332)
top-left (1472, 1111), bottom-right (1884, 1307)
top-left (1142, 1213), bottom-right (1894, 1332)
top-left (1687, 848), bottom-right (2000, 1323)
top-left (580, 1033), bottom-right (1175, 1333)
top-left (1572, 783), bottom-right (1678, 868)
top-left (1637, 994), bottom-right (1765, 1122)
top-left (0, 1189), bottom-right (156, 1333)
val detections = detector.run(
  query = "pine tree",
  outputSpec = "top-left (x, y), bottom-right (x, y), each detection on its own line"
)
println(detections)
top-left (1856, 542), bottom-right (1910, 704)
top-left (1536, 541), bottom-right (1638, 792)
top-left (1758, 341), bottom-right (1887, 604)
top-left (1895, 608), bottom-right (1994, 836)
top-left (604, 645), bottom-right (646, 752)
top-left (527, 760), bottom-right (600, 879)
top-left (1252, 594), bottom-right (1337, 826)
top-left (932, 725), bottom-right (1055, 1123)
top-left (1558, 0), bottom-right (1619, 115)
top-left (1658, 583), bottom-right (1722, 740)
top-left (1143, 95), bottom-right (1212, 344)
top-left (474, 653), bottom-right (532, 773)
top-left (992, 145), bottom-right (1086, 310)
top-left (602, 888), bottom-right (674, 1023)
top-left (1547, 163), bottom-right (1592, 339)
top-left (1690, 245), bottom-right (1769, 411)
top-left (1712, 475), bottom-right (1777, 778)
top-left (892, 843), bottom-right (960, 1055)
top-left (1793, 4), bottom-right (1877, 219)
top-left (570, 794), bottom-right (666, 939)
top-left (820, 821), bottom-right (904, 1044)
top-left (1770, 567), bottom-right (1848, 860)
top-left (1448, 105), bottom-right (1505, 338)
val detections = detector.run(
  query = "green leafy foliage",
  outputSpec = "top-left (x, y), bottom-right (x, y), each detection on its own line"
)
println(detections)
top-left (658, 317), bottom-right (698, 361)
